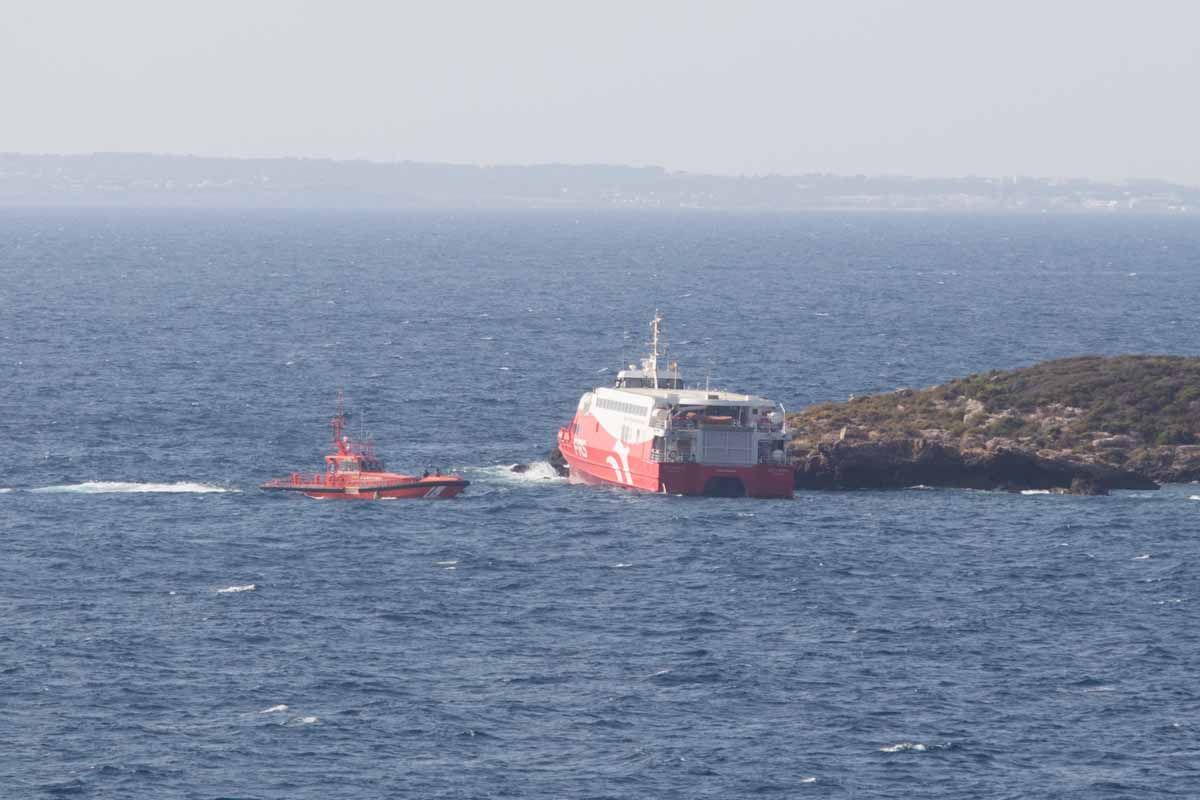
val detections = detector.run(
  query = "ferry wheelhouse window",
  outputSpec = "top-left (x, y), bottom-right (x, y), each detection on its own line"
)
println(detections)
top-left (599, 398), bottom-right (647, 417)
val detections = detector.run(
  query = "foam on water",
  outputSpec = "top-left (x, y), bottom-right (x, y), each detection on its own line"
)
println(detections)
top-left (1189, 496), bottom-right (1200, 501)
top-left (259, 704), bottom-right (289, 714)
top-left (217, 584), bottom-right (256, 594)
top-left (1021, 490), bottom-right (1052, 495)
top-left (478, 462), bottom-right (566, 483)
top-left (32, 481), bottom-right (237, 494)
top-left (881, 742), bottom-right (928, 753)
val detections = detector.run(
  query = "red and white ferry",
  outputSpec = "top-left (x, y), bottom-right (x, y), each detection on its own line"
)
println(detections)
top-left (261, 396), bottom-right (468, 500)
top-left (557, 314), bottom-right (794, 498)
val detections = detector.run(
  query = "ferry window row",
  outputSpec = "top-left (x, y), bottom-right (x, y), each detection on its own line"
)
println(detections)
top-left (618, 377), bottom-right (683, 390)
top-left (598, 398), bottom-right (645, 417)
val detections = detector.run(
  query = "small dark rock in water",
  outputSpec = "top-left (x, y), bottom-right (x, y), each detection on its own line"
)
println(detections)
top-left (512, 449), bottom-right (570, 477)
top-left (547, 446), bottom-right (569, 477)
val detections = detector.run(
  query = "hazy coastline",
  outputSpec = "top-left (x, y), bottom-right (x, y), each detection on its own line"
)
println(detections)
top-left (2, 152), bottom-right (1196, 213)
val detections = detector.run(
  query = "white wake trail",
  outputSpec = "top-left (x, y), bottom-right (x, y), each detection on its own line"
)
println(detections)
top-left (32, 481), bottom-right (237, 494)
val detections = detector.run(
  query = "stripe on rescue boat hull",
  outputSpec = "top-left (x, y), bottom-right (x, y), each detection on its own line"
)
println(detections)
top-left (260, 477), bottom-right (468, 500)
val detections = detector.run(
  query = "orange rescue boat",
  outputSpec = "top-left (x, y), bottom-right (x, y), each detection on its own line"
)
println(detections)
top-left (261, 396), bottom-right (468, 500)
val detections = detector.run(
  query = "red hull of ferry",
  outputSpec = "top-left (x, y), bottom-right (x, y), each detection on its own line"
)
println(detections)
top-left (557, 426), bottom-right (794, 499)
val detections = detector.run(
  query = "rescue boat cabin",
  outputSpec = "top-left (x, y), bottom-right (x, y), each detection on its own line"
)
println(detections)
top-left (324, 404), bottom-right (385, 476)
top-left (325, 443), bottom-right (385, 476)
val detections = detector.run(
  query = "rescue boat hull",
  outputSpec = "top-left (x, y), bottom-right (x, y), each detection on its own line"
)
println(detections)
top-left (260, 475), bottom-right (468, 500)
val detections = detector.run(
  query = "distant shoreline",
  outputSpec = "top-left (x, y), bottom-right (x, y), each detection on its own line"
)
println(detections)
top-left (2, 153), bottom-right (1196, 214)
top-left (3, 203), bottom-right (1195, 217)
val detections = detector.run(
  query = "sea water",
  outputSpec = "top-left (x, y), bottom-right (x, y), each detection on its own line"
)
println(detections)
top-left (2, 209), bottom-right (1199, 798)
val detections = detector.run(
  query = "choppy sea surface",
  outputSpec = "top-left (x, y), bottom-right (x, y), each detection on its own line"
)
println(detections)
top-left (3, 210), bottom-right (1199, 798)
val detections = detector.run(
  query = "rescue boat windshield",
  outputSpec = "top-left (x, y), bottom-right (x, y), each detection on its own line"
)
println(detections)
top-left (329, 456), bottom-right (361, 473)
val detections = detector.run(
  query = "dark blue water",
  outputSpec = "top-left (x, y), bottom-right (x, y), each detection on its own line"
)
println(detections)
top-left (3, 210), bottom-right (1199, 798)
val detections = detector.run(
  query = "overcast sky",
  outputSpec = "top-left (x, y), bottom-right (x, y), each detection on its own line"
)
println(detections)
top-left (3, 0), bottom-right (1197, 183)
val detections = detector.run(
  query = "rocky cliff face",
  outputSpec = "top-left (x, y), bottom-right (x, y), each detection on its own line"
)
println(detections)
top-left (787, 355), bottom-right (1200, 493)
top-left (1123, 446), bottom-right (1200, 484)
top-left (790, 438), bottom-right (1156, 494)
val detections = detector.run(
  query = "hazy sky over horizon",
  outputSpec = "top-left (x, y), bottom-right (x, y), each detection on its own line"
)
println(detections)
top-left (3, 1), bottom-right (1198, 183)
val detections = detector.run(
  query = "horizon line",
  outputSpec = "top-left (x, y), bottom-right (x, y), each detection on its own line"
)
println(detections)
top-left (3, 150), bottom-right (1196, 190)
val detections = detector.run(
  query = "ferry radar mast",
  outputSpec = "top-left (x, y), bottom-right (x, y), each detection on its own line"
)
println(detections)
top-left (647, 310), bottom-right (663, 389)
